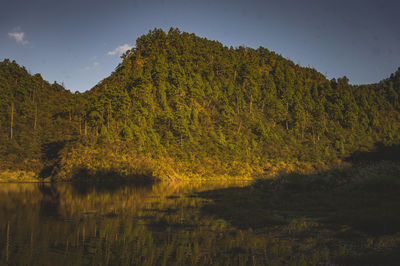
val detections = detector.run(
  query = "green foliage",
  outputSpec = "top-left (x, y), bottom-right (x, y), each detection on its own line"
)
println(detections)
top-left (120, 125), bottom-right (133, 141)
top-left (1, 29), bottom-right (400, 179)
top-left (0, 59), bottom-right (75, 171)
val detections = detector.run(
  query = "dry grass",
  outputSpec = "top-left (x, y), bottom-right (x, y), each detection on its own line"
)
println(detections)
top-left (0, 170), bottom-right (42, 182)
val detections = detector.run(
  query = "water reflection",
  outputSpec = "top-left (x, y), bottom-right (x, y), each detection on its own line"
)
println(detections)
top-left (38, 183), bottom-right (60, 218)
top-left (1, 179), bottom-right (395, 265)
top-left (70, 176), bottom-right (156, 195)
top-left (0, 180), bottom-right (256, 265)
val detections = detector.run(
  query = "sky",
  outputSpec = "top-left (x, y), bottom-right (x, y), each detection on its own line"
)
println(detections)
top-left (1, 0), bottom-right (399, 92)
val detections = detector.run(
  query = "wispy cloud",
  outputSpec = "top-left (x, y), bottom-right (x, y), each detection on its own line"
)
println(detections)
top-left (8, 31), bottom-right (28, 45)
top-left (83, 59), bottom-right (100, 71)
top-left (83, 62), bottom-right (100, 71)
top-left (107, 44), bottom-right (133, 56)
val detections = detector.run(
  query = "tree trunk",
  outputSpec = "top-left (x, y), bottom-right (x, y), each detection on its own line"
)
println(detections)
top-left (249, 95), bottom-right (253, 114)
top-left (236, 95), bottom-right (240, 115)
top-left (108, 101), bottom-right (111, 129)
top-left (285, 103), bottom-right (289, 131)
top-left (34, 104), bottom-right (37, 130)
top-left (10, 102), bottom-right (14, 139)
top-left (207, 95), bottom-right (213, 108)
top-left (237, 120), bottom-right (242, 134)
top-left (312, 125), bottom-right (315, 144)
top-left (11, 79), bottom-right (17, 140)
top-left (124, 105), bottom-right (128, 126)
top-left (79, 117), bottom-right (82, 135)
top-left (84, 119), bottom-right (87, 136)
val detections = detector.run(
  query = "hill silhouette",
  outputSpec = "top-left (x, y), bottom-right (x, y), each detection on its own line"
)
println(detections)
top-left (1, 28), bottom-right (399, 180)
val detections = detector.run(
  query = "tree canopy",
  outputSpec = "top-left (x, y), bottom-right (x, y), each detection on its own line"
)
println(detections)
top-left (1, 28), bottom-right (399, 177)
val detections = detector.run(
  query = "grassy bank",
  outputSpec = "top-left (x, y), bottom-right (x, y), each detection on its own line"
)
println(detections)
top-left (1, 142), bottom-right (330, 183)
top-left (51, 139), bottom-right (336, 183)
top-left (0, 170), bottom-right (45, 182)
top-left (51, 141), bottom-right (252, 182)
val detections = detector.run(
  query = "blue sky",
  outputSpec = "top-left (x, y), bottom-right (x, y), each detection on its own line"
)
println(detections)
top-left (1, 0), bottom-right (399, 92)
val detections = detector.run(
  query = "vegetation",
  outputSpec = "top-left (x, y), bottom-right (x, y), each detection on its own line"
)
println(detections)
top-left (0, 170), bottom-right (38, 182)
top-left (0, 59), bottom-right (74, 179)
top-left (2, 27), bottom-right (400, 265)
top-left (1, 28), bottom-right (400, 181)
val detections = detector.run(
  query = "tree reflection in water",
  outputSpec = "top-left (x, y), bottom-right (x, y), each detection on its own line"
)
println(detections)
top-left (38, 183), bottom-right (60, 218)
top-left (0, 178), bottom-right (398, 265)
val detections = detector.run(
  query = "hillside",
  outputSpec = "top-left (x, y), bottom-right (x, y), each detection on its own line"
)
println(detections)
top-left (0, 59), bottom-right (76, 175)
top-left (1, 28), bottom-right (400, 180)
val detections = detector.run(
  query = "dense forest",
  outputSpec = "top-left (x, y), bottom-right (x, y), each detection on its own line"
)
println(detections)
top-left (0, 60), bottom-right (74, 171)
top-left (1, 28), bottom-right (399, 181)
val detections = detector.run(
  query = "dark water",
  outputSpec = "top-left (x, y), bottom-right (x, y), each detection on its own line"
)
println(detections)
top-left (0, 180), bottom-right (263, 266)
top-left (1, 180), bottom-right (399, 265)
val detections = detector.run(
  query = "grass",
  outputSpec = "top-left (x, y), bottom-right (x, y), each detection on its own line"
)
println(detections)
top-left (0, 170), bottom-right (45, 182)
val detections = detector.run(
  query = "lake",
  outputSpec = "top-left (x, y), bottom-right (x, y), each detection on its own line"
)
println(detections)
top-left (1, 180), bottom-right (399, 265)
top-left (0, 180), bottom-right (264, 265)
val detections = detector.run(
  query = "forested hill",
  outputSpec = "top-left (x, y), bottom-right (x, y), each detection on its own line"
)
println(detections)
top-left (1, 28), bottom-right (400, 179)
top-left (0, 59), bottom-right (74, 171)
